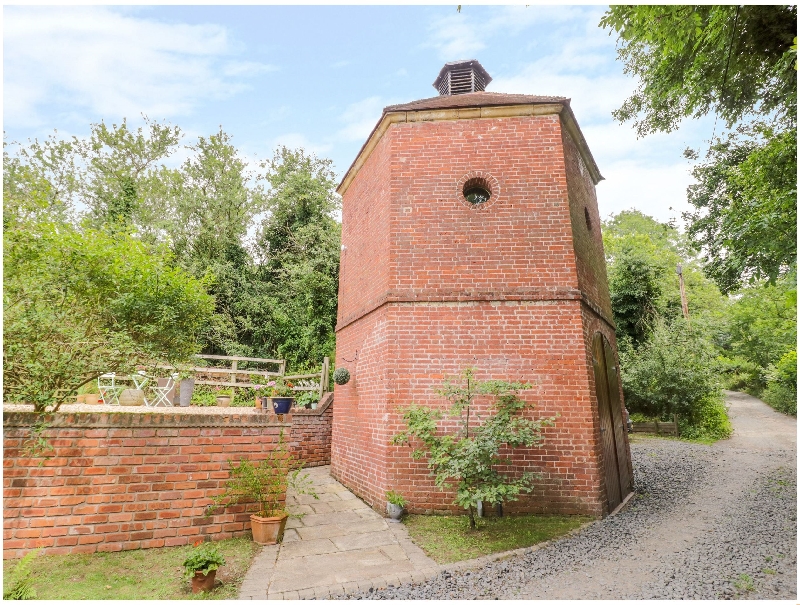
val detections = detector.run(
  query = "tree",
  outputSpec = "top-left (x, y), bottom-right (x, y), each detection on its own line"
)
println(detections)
top-left (600, 5), bottom-right (796, 135)
top-left (255, 147), bottom-right (341, 367)
top-left (77, 117), bottom-right (183, 241)
top-left (601, 6), bottom-right (797, 292)
top-left (603, 210), bottom-right (727, 348)
top-left (392, 368), bottom-right (554, 529)
top-left (684, 123), bottom-right (797, 292)
top-left (620, 318), bottom-right (731, 440)
top-left (3, 219), bottom-right (214, 413)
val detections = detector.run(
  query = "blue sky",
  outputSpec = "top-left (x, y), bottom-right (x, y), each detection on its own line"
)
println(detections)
top-left (4, 4), bottom-right (720, 224)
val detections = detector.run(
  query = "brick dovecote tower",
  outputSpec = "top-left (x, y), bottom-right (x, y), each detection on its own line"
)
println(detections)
top-left (332, 60), bottom-right (633, 518)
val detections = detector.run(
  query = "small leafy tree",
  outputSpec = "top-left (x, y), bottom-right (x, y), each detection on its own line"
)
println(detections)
top-left (392, 368), bottom-right (554, 529)
top-left (208, 430), bottom-right (317, 518)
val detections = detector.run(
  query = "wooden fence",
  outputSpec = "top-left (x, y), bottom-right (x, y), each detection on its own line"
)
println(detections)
top-left (631, 414), bottom-right (679, 437)
top-left (187, 355), bottom-right (330, 399)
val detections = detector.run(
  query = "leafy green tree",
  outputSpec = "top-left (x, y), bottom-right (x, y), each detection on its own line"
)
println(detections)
top-left (77, 117), bottom-right (182, 240)
top-left (392, 368), bottom-right (554, 529)
top-left (255, 147), bottom-right (341, 367)
top-left (601, 6), bottom-right (797, 293)
top-left (620, 318), bottom-right (731, 440)
top-left (600, 5), bottom-right (796, 135)
top-left (3, 219), bottom-right (214, 413)
top-left (603, 210), bottom-right (727, 348)
top-left (684, 123), bottom-right (797, 292)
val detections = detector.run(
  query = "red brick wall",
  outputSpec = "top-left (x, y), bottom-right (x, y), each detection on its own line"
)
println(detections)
top-left (291, 392), bottom-right (334, 467)
top-left (3, 406), bottom-right (333, 558)
top-left (335, 112), bottom-right (615, 518)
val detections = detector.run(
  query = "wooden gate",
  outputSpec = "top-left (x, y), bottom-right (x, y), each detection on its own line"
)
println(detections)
top-left (592, 332), bottom-right (633, 513)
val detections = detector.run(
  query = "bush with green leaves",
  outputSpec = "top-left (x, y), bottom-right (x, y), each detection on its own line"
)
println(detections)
top-left (621, 318), bottom-right (731, 439)
top-left (392, 368), bottom-right (554, 529)
top-left (208, 430), bottom-right (317, 518)
top-left (3, 219), bottom-right (214, 413)
top-left (762, 350), bottom-right (797, 416)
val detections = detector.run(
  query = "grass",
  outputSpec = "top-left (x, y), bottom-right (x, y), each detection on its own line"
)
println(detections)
top-left (2, 538), bottom-right (259, 600)
top-left (733, 573), bottom-right (754, 593)
top-left (402, 513), bottom-right (592, 564)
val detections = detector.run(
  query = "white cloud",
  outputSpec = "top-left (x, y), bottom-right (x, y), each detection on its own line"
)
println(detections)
top-left (597, 160), bottom-right (695, 226)
top-left (336, 96), bottom-right (387, 142)
top-left (270, 132), bottom-right (333, 156)
top-left (4, 6), bottom-right (273, 128)
top-left (425, 13), bottom-right (487, 61)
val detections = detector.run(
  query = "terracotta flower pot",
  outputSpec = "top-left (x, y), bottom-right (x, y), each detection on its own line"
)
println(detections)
top-left (84, 393), bottom-right (100, 405)
top-left (191, 569), bottom-right (216, 593)
top-left (216, 396), bottom-right (231, 407)
top-left (250, 513), bottom-right (288, 545)
top-left (76, 394), bottom-right (87, 404)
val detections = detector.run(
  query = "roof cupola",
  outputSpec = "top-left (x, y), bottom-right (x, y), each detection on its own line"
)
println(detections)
top-left (433, 59), bottom-right (492, 96)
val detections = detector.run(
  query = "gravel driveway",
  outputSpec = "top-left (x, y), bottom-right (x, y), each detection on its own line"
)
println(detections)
top-left (342, 391), bottom-right (796, 600)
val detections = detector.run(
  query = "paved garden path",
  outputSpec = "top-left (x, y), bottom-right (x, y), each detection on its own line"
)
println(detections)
top-left (237, 466), bottom-right (439, 599)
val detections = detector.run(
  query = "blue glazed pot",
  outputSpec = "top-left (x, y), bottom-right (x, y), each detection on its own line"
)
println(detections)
top-left (272, 397), bottom-right (294, 414)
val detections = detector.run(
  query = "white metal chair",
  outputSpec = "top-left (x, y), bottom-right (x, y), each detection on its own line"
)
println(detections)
top-left (97, 373), bottom-right (124, 406)
top-left (147, 373), bottom-right (179, 407)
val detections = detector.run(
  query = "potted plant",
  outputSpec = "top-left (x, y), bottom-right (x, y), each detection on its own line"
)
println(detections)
top-left (268, 378), bottom-right (295, 414)
top-left (252, 383), bottom-right (267, 411)
top-left (215, 388), bottom-right (233, 407)
top-left (177, 365), bottom-right (196, 408)
top-left (295, 391), bottom-right (317, 410)
top-left (386, 490), bottom-right (407, 521)
top-left (208, 430), bottom-right (318, 544)
top-left (183, 541), bottom-right (225, 594)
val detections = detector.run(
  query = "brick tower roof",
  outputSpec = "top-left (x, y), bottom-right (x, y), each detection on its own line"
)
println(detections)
top-left (385, 91), bottom-right (569, 113)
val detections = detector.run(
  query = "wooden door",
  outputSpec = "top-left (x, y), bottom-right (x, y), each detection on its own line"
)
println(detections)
top-left (603, 339), bottom-right (633, 496)
top-left (592, 333), bottom-right (621, 511)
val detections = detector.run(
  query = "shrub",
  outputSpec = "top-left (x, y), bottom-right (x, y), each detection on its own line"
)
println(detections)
top-left (718, 355), bottom-right (765, 395)
top-left (392, 368), bottom-right (554, 529)
top-left (3, 220), bottom-right (214, 413)
top-left (621, 318), bottom-right (731, 439)
top-left (762, 350), bottom-right (797, 416)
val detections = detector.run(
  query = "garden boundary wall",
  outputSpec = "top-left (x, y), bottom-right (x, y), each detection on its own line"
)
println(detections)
top-left (3, 396), bottom-right (333, 559)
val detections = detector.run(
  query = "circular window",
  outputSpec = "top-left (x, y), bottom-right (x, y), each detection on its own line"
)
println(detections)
top-left (463, 178), bottom-right (492, 205)
top-left (456, 172), bottom-right (501, 211)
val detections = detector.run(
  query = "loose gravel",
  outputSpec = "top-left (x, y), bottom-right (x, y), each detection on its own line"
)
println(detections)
top-left (340, 394), bottom-right (796, 600)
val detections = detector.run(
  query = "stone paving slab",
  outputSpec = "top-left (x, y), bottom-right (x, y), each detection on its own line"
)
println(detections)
top-left (237, 465), bottom-right (439, 599)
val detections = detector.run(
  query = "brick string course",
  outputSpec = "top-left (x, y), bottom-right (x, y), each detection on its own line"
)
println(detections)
top-left (3, 395), bottom-right (333, 559)
top-left (333, 111), bottom-right (631, 518)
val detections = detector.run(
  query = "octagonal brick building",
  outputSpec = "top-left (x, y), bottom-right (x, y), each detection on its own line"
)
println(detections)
top-left (332, 60), bottom-right (633, 518)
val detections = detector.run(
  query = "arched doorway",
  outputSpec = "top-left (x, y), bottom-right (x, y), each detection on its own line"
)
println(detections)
top-left (592, 332), bottom-right (633, 512)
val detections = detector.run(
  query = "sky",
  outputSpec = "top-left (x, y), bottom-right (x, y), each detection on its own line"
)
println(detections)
top-left (3, 4), bottom-right (721, 225)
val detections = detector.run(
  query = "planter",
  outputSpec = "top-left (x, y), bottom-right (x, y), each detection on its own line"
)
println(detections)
top-left (250, 513), bottom-right (288, 545)
top-left (179, 378), bottom-right (195, 407)
top-left (84, 393), bottom-right (100, 405)
top-left (387, 503), bottom-right (404, 521)
top-left (76, 394), bottom-right (87, 404)
top-left (119, 389), bottom-right (145, 406)
top-left (191, 569), bottom-right (216, 594)
top-left (216, 396), bottom-right (232, 407)
top-left (254, 397), bottom-right (263, 410)
top-left (310, 402), bottom-right (318, 410)
top-left (271, 397), bottom-right (294, 414)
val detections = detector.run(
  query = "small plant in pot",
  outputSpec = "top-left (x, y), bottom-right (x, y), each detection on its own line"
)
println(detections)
top-left (268, 378), bottom-right (295, 414)
top-left (176, 365), bottom-right (196, 407)
top-left (183, 540), bottom-right (225, 594)
top-left (386, 490), bottom-right (407, 522)
top-left (215, 388), bottom-right (233, 407)
top-left (207, 430), bottom-right (318, 544)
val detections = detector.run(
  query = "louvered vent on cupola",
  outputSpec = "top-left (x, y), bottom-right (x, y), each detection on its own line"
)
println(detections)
top-left (433, 60), bottom-right (492, 96)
